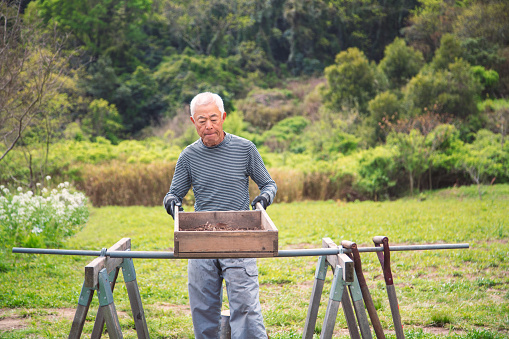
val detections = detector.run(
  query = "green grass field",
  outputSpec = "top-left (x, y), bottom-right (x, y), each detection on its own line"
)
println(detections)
top-left (1, 185), bottom-right (508, 338)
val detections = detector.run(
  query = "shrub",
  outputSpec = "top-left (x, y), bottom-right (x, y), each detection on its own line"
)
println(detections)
top-left (0, 179), bottom-right (89, 251)
top-left (236, 88), bottom-right (297, 130)
top-left (354, 146), bottom-right (398, 201)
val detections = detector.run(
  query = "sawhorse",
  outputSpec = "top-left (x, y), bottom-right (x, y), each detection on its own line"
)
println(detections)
top-left (303, 238), bottom-right (373, 339)
top-left (69, 238), bottom-right (150, 339)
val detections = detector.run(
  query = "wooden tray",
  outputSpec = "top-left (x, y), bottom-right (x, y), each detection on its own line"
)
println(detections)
top-left (174, 208), bottom-right (278, 258)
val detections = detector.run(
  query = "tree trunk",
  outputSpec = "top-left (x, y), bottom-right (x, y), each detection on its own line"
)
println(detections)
top-left (409, 171), bottom-right (414, 196)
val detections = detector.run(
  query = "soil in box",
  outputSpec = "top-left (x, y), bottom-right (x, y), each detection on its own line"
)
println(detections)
top-left (183, 222), bottom-right (260, 231)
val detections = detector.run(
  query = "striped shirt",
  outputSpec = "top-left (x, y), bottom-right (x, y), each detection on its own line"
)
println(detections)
top-left (164, 133), bottom-right (277, 212)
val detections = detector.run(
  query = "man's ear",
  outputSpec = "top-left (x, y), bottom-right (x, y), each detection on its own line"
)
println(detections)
top-left (222, 112), bottom-right (227, 121)
top-left (190, 116), bottom-right (195, 124)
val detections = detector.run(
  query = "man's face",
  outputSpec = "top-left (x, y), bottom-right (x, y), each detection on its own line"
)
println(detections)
top-left (191, 102), bottom-right (226, 147)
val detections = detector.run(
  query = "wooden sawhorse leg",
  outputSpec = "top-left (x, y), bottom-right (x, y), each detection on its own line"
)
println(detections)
top-left (97, 268), bottom-right (124, 339)
top-left (69, 281), bottom-right (95, 338)
top-left (91, 258), bottom-right (150, 339)
top-left (349, 269), bottom-right (373, 339)
top-left (302, 256), bottom-right (328, 339)
top-left (320, 265), bottom-right (363, 339)
top-left (122, 257), bottom-right (150, 338)
top-left (92, 267), bottom-right (120, 338)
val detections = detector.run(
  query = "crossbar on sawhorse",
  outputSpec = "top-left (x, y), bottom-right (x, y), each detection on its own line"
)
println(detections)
top-left (69, 238), bottom-right (150, 339)
top-left (302, 238), bottom-right (373, 339)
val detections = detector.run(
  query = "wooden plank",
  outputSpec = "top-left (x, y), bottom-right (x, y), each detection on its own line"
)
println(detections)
top-left (260, 208), bottom-right (278, 231)
top-left (177, 231), bottom-right (276, 251)
top-left (322, 238), bottom-right (353, 283)
top-left (322, 238), bottom-right (338, 267)
top-left (178, 210), bottom-right (262, 229)
top-left (174, 207), bottom-right (180, 233)
top-left (339, 254), bottom-right (354, 283)
top-left (126, 280), bottom-right (150, 339)
top-left (84, 238), bottom-right (130, 288)
top-left (177, 251), bottom-right (276, 258)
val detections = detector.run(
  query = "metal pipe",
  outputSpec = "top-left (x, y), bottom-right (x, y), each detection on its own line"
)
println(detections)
top-left (12, 248), bottom-right (103, 256)
top-left (13, 243), bottom-right (469, 259)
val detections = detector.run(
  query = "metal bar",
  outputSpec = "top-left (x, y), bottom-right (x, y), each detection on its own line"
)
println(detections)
top-left (12, 248), bottom-right (103, 256)
top-left (12, 243), bottom-right (470, 259)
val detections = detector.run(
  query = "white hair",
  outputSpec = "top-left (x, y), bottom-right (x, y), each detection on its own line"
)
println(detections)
top-left (190, 92), bottom-right (225, 116)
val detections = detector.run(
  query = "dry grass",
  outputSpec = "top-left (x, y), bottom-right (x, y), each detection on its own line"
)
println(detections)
top-left (81, 161), bottom-right (176, 207)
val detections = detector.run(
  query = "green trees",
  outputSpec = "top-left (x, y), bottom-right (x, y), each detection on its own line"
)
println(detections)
top-left (379, 38), bottom-right (425, 89)
top-left (404, 59), bottom-right (483, 119)
top-left (0, 0), bottom-right (75, 187)
top-left (323, 48), bottom-right (385, 113)
top-left (33, 0), bottom-right (151, 70)
top-left (458, 130), bottom-right (508, 199)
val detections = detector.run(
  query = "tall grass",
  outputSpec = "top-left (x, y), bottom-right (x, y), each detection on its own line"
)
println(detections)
top-left (82, 163), bottom-right (365, 207)
top-left (81, 161), bottom-right (176, 207)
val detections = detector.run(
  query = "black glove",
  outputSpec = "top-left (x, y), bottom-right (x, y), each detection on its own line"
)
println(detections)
top-left (251, 193), bottom-right (270, 210)
top-left (164, 197), bottom-right (183, 219)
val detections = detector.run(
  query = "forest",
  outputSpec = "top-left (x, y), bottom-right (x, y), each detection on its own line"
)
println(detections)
top-left (1, 0), bottom-right (508, 204)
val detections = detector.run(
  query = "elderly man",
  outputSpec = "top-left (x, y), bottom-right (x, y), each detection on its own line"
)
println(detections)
top-left (163, 92), bottom-right (277, 339)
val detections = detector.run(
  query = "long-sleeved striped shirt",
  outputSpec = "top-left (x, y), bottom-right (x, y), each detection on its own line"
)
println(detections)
top-left (164, 133), bottom-right (277, 212)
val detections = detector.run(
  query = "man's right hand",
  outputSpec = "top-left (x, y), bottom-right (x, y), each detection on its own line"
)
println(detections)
top-left (164, 197), bottom-right (183, 219)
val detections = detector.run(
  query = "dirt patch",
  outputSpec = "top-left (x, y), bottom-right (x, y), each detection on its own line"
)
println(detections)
top-left (0, 307), bottom-right (130, 331)
top-left (0, 317), bottom-right (25, 330)
top-left (155, 303), bottom-right (192, 316)
top-left (181, 222), bottom-right (260, 231)
top-left (0, 308), bottom-right (75, 331)
top-left (329, 325), bottom-right (470, 337)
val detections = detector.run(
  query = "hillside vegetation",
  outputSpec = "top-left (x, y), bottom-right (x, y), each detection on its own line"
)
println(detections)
top-left (1, 0), bottom-right (508, 203)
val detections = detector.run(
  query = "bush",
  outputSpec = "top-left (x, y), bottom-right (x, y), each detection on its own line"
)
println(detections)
top-left (236, 88), bottom-right (298, 130)
top-left (0, 180), bottom-right (89, 251)
top-left (354, 146), bottom-right (398, 201)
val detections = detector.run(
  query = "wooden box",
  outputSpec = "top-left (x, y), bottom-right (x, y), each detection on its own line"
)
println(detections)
top-left (174, 208), bottom-right (278, 258)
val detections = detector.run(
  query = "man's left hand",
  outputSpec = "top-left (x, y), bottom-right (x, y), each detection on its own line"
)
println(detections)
top-left (251, 193), bottom-right (270, 210)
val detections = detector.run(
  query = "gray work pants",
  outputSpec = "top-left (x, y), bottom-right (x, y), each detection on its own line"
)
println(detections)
top-left (188, 258), bottom-right (268, 339)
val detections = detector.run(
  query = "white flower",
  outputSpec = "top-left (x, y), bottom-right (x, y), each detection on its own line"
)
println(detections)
top-left (64, 182), bottom-right (70, 188)
top-left (41, 188), bottom-right (48, 194)
top-left (17, 187), bottom-right (22, 192)
top-left (3, 188), bottom-right (9, 194)
top-left (31, 226), bottom-right (43, 235)
top-left (0, 185), bottom-right (4, 190)
top-left (36, 183), bottom-right (41, 187)
top-left (45, 175), bottom-right (51, 181)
